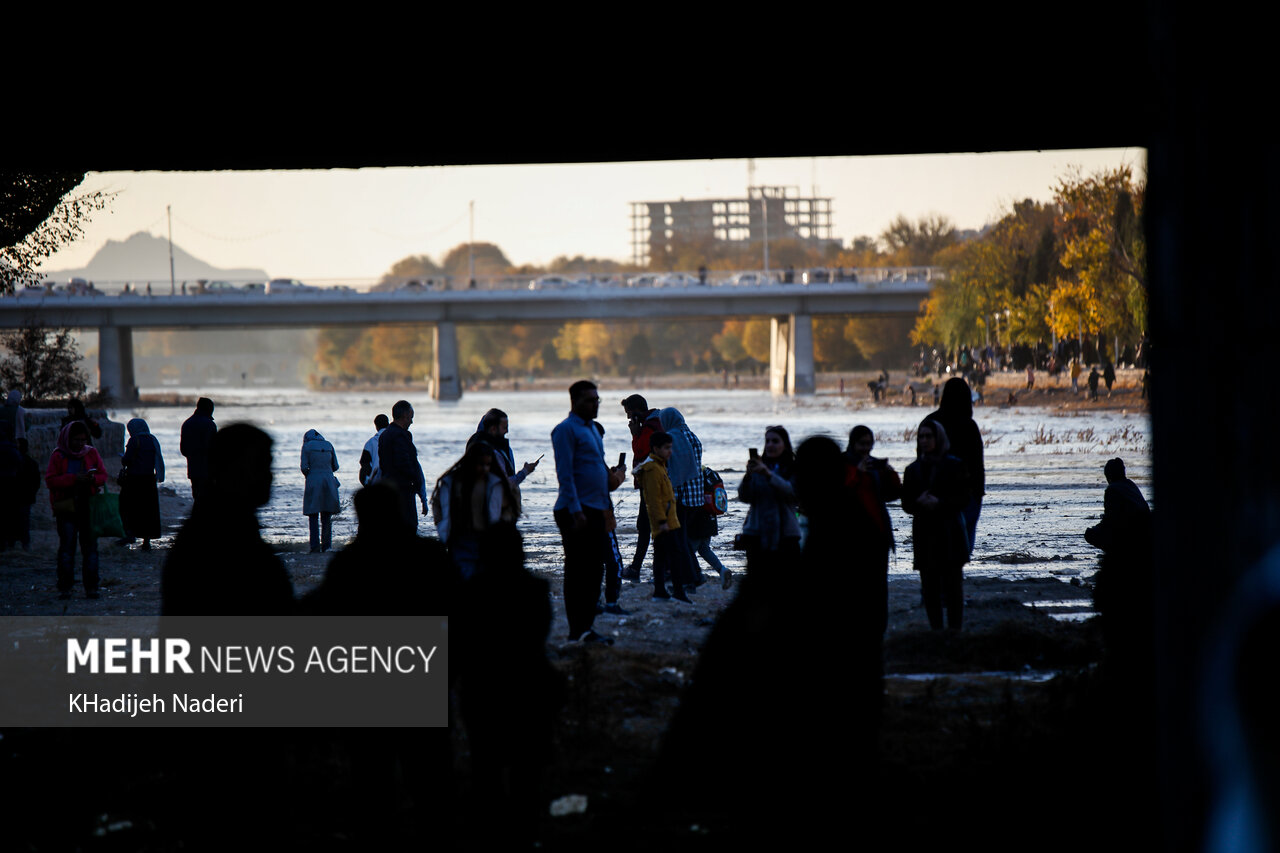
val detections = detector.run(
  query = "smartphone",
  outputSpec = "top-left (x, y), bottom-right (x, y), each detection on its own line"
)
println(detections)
top-left (749, 448), bottom-right (759, 461)
top-left (618, 452), bottom-right (626, 468)
top-left (535, 454), bottom-right (545, 464)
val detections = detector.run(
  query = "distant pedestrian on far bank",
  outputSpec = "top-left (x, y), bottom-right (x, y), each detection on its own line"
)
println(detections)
top-left (1088, 366), bottom-right (1101, 400)
top-left (180, 397), bottom-right (217, 505)
top-left (1103, 360), bottom-right (1116, 396)
top-left (301, 428), bottom-right (340, 553)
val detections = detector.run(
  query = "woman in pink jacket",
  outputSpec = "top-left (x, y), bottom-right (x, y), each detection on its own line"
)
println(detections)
top-left (46, 421), bottom-right (108, 599)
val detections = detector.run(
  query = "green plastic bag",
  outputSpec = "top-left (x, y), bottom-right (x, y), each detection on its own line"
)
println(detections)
top-left (89, 491), bottom-right (125, 539)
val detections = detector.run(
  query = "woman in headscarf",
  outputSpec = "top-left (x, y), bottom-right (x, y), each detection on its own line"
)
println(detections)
top-left (46, 421), bottom-right (109, 599)
top-left (657, 407), bottom-right (705, 591)
top-left (844, 425), bottom-right (902, 639)
top-left (432, 441), bottom-right (520, 581)
top-left (737, 424), bottom-right (800, 582)
top-left (901, 418), bottom-right (970, 630)
top-left (927, 376), bottom-right (985, 557)
top-left (119, 417), bottom-right (165, 550)
top-left (301, 428), bottom-right (340, 553)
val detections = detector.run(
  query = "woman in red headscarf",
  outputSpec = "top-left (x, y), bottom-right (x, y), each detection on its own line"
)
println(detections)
top-left (46, 421), bottom-right (109, 599)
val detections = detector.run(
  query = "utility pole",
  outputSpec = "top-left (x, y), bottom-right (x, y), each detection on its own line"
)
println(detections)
top-left (167, 205), bottom-right (176, 295)
top-left (468, 200), bottom-right (475, 287)
top-left (762, 191), bottom-right (770, 276)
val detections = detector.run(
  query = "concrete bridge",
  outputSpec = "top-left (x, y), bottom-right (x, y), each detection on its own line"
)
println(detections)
top-left (1, 276), bottom-right (933, 401)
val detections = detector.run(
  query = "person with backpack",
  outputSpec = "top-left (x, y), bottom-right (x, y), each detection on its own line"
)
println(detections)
top-left (686, 465), bottom-right (733, 590)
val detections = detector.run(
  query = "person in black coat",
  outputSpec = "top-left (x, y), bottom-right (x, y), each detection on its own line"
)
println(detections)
top-left (378, 400), bottom-right (428, 533)
top-left (162, 423), bottom-right (294, 616)
top-left (927, 376), bottom-right (985, 557)
top-left (179, 397), bottom-right (217, 505)
top-left (901, 418), bottom-right (970, 630)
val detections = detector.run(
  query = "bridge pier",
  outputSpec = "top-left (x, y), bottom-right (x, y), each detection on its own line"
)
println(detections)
top-left (432, 321), bottom-right (462, 401)
top-left (769, 314), bottom-right (815, 396)
top-left (97, 325), bottom-right (138, 405)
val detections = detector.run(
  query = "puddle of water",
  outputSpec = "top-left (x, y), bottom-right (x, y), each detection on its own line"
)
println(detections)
top-left (889, 670), bottom-right (1061, 683)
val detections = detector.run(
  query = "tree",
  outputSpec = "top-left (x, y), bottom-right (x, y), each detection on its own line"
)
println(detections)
top-left (1, 172), bottom-right (115, 293)
top-left (1, 321), bottom-right (90, 401)
top-left (880, 214), bottom-right (958, 266)
top-left (441, 242), bottom-right (514, 277)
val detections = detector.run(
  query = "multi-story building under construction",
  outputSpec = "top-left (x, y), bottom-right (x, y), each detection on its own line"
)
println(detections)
top-left (629, 185), bottom-right (840, 267)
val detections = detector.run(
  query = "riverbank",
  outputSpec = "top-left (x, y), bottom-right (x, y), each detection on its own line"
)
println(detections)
top-left (2, 480), bottom-right (1123, 849)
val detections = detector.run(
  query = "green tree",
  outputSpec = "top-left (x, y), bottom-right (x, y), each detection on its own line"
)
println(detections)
top-left (441, 242), bottom-right (514, 277)
top-left (1, 322), bottom-right (90, 401)
top-left (1, 172), bottom-right (115, 293)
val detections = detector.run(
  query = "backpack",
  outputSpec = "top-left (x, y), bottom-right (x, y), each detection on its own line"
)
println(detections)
top-left (703, 466), bottom-right (728, 516)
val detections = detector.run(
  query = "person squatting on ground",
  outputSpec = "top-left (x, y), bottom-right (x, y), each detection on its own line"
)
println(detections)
top-left (180, 397), bottom-right (217, 505)
top-left (432, 440), bottom-right (521, 580)
top-left (358, 413), bottom-right (389, 486)
top-left (45, 422), bottom-right (109, 599)
top-left (620, 394), bottom-right (663, 581)
top-left (737, 425), bottom-right (801, 582)
top-left (118, 417), bottom-right (165, 550)
top-left (901, 418), bottom-right (971, 630)
top-left (635, 431), bottom-right (693, 602)
top-left (928, 376), bottom-right (985, 557)
top-left (379, 400), bottom-right (428, 534)
top-left (162, 423), bottom-right (294, 616)
top-left (301, 428), bottom-right (341, 553)
top-left (658, 406), bottom-right (710, 590)
top-left (551, 380), bottom-right (624, 645)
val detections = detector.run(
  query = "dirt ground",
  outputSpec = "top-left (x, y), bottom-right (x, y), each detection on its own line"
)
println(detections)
top-left (0, 377), bottom-right (1146, 851)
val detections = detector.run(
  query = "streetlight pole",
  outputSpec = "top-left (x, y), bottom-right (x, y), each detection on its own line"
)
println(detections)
top-left (468, 200), bottom-right (475, 287)
top-left (167, 205), bottom-right (176, 295)
top-left (762, 191), bottom-right (770, 277)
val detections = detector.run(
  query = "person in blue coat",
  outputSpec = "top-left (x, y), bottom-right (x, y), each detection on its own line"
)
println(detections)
top-left (301, 428), bottom-right (340, 552)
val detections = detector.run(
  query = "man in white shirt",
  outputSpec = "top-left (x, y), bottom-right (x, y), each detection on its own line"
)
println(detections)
top-left (359, 413), bottom-right (389, 486)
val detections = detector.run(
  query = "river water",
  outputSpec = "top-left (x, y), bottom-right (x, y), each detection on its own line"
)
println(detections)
top-left (108, 387), bottom-right (1152, 584)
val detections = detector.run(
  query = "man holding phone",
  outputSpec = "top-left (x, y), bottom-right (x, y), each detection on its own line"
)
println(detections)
top-left (552, 380), bottom-right (624, 645)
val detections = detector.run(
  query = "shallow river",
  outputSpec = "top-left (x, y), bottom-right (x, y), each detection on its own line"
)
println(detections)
top-left (108, 387), bottom-right (1152, 584)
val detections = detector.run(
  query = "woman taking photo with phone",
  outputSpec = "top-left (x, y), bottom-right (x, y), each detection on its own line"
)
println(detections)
top-left (737, 425), bottom-right (799, 580)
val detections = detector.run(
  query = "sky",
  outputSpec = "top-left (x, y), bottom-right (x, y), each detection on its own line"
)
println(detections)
top-left (38, 149), bottom-right (1146, 285)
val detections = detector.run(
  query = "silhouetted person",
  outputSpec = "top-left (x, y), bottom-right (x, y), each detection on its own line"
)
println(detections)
top-left (843, 424), bottom-right (903, 722)
top-left (60, 398), bottom-right (102, 447)
top-left (179, 397), bottom-right (217, 505)
top-left (118, 417), bottom-right (165, 550)
top-left (1085, 457), bottom-right (1154, 683)
top-left (465, 407), bottom-right (540, 501)
top-left (901, 418), bottom-right (970, 630)
top-left (300, 481), bottom-right (459, 845)
top-left (0, 422), bottom-right (21, 550)
top-left (379, 400), bottom-right (428, 533)
top-left (46, 422), bottom-right (109, 599)
top-left (162, 423), bottom-right (294, 616)
top-left (452, 522), bottom-right (567, 847)
top-left (358, 413), bottom-right (389, 486)
top-left (927, 376), bottom-right (985, 557)
top-left (654, 436), bottom-right (853, 842)
top-left (620, 393), bottom-right (662, 581)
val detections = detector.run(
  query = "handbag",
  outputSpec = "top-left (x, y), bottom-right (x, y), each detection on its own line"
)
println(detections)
top-left (89, 491), bottom-right (126, 538)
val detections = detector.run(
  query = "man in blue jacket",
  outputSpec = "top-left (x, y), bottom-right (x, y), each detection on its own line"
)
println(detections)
top-left (552, 380), bottom-right (623, 645)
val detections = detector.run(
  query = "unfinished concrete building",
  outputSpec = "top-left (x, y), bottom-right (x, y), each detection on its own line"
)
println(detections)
top-left (629, 185), bottom-right (839, 267)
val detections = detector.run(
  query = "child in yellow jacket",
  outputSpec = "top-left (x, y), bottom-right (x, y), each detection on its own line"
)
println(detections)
top-left (635, 432), bottom-right (693, 602)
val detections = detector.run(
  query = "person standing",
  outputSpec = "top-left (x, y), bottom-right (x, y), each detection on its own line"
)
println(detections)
top-left (1070, 358), bottom-right (1083, 394)
top-left (432, 440), bottom-right (519, 580)
top-left (927, 376), bottom-right (985, 558)
top-left (1103, 359), bottom-right (1117, 396)
top-left (843, 425), bottom-right (903, 641)
top-left (379, 400), bottom-right (428, 533)
top-left (620, 394), bottom-right (662, 581)
top-left (118, 417), bottom-right (165, 551)
top-left (45, 422), bottom-right (109, 599)
top-left (1087, 366), bottom-right (1101, 401)
top-left (551, 380), bottom-right (623, 645)
top-left (737, 425), bottom-right (801, 582)
top-left (658, 407), bottom-right (706, 590)
top-left (180, 397), bottom-right (217, 505)
top-left (301, 428), bottom-right (341, 553)
top-left (901, 419), bottom-right (970, 630)
top-left (61, 399), bottom-right (103, 447)
top-left (466, 407), bottom-right (540, 500)
top-left (635, 432), bottom-right (693, 602)
top-left (0, 389), bottom-right (26, 446)
top-left (0, 423), bottom-right (21, 551)
top-left (358, 413), bottom-right (389, 486)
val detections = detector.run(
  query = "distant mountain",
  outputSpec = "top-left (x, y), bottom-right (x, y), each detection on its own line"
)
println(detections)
top-left (38, 232), bottom-right (270, 284)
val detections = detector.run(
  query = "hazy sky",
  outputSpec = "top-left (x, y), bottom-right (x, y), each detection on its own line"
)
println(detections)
top-left (39, 149), bottom-right (1145, 284)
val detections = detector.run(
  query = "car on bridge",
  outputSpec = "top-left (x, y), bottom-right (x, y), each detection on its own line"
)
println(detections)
top-left (242, 282), bottom-right (266, 294)
top-left (266, 278), bottom-right (319, 294)
top-left (196, 280), bottom-right (241, 294)
top-left (801, 268), bottom-right (831, 285)
top-left (654, 273), bottom-right (700, 287)
top-left (726, 272), bottom-right (775, 287)
top-left (527, 275), bottom-right (576, 290)
top-left (625, 274), bottom-right (656, 287)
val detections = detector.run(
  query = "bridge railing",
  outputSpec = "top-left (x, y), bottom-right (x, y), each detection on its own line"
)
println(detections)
top-left (7, 266), bottom-right (944, 299)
